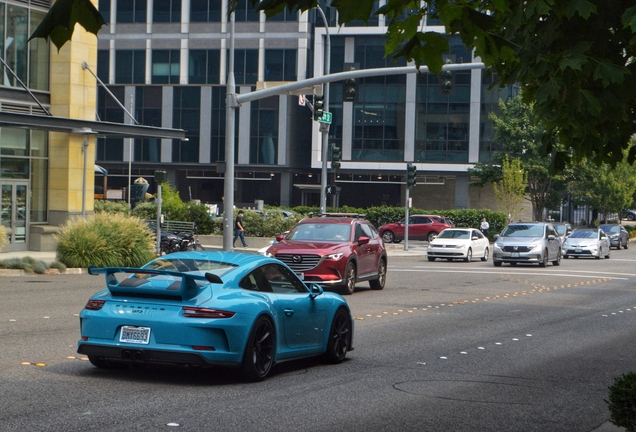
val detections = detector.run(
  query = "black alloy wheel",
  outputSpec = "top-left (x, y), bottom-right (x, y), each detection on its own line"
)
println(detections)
top-left (323, 308), bottom-right (352, 364)
top-left (241, 317), bottom-right (275, 382)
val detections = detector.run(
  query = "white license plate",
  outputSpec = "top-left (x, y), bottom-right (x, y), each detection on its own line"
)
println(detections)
top-left (119, 326), bottom-right (151, 344)
top-left (511, 252), bottom-right (520, 257)
top-left (295, 272), bottom-right (304, 280)
top-left (575, 248), bottom-right (582, 253)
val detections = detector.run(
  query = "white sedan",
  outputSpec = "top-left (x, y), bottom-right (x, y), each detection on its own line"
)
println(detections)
top-left (427, 228), bottom-right (490, 262)
top-left (563, 228), bottom-right (611, 259)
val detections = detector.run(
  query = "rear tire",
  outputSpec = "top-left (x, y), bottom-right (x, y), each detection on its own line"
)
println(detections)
top-left (552, 249), bottom-right (561, 266)
top-left (427, 232), bottom-right (438, 242)
top-left (241, 317), bottom-right (275, 382)
top-left (493, 260), bottom-right (502, 267)
top-left (624, 241), bottom-right (629, 249)
top-left (427, 257), bottom-right (436, 262)
top-left (340, 262), bottom-right (357, 295)
top-left (322, 308), bottom-right (351, 364)
top-left (369, 258), bottom-right (386, 290)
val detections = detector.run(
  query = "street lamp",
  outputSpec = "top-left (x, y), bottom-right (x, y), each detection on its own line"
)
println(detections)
top-left (315, 6), bottom-right (331, 215)
top-left (71, 127), bottom-right (96, 218)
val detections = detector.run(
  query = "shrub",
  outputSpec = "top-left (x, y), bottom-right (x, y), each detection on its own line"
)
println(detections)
top-left (0, 256), bottom-right (48, 274)
top-left (0, 225), bottom-right (7, 252)
top-left (606, 372), bottom-right (636, 432)
top-left (94, 200), bottom-right (130, 215)
top-left (55, 213), bottom-right (155, 268)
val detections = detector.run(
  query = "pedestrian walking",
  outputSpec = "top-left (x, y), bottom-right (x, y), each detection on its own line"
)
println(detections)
top-left (480, 218), bottom-right (490, 237)
top-left (233, 210), bottom-right (249, 248)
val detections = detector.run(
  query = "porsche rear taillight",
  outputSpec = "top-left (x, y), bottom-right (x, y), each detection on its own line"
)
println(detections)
top-left (84, 300), bottom-right (105, 310)
top-left (182, 307), bottom-right (236, 319)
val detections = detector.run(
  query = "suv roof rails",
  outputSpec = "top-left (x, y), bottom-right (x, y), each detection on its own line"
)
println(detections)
top-left (308, 212), bottom-right (367, 219)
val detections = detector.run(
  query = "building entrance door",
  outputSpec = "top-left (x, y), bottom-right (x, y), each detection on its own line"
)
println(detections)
top-left (1, 181), bottom-right (29, 251)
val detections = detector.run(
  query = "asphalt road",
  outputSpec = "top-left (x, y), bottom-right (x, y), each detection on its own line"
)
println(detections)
top-left (2, 249), bottom-right (636, 431)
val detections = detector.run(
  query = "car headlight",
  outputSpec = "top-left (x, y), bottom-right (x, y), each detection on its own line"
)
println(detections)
top-left (454, 244), bottom-right (467, 249)
top-left (495, 241), bottom-right (504, 248)
top-left (527, 244), bottom-right (539, 250)
top-left (429, 243), bottom-right (440, 248)
top-left (325, 252), bottom-right (344, 260)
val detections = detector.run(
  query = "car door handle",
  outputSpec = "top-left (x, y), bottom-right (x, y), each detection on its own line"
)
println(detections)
top-left (284, 308), bottom-right (294, 316)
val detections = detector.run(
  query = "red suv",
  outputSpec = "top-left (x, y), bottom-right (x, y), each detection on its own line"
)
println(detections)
top-left (266, 215), bottom-right (387, 295)
top-left (378, 215), bottom-right (454, 243)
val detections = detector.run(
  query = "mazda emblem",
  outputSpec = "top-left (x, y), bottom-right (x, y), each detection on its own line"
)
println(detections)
top-left (292, 255), bottom-right (302, 263)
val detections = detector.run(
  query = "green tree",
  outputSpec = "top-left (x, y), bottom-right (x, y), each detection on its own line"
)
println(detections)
top-left (493, 156), bottom-right (526, 223)
top-left (469, 94), bottom-right (565, 221)
top-left (568, 145), bottom-right (636, 222)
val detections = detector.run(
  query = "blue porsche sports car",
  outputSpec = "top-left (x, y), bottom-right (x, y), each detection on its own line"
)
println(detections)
top-left (77, 251), bottom-right (354, 381)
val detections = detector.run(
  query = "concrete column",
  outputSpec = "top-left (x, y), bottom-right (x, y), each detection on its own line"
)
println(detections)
top-left (48, 14), bottom-right (98, 226)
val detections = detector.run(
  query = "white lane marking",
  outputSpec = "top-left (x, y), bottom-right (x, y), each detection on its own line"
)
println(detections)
top-left (389, 268), bottom-right (629, 280)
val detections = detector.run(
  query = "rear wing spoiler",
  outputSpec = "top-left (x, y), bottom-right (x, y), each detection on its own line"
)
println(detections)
top-left (88, 266), bottom-right (223, 300)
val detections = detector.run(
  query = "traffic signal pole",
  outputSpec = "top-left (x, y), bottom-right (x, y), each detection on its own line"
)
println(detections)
top-left (316, 6), bottom-right (330, 215)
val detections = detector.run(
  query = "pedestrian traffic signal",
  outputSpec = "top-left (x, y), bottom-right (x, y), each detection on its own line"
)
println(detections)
top-left (440, 59), bottom-right (452, 93)
top-left (331, 146), bottom-right (341, 170)
top-left (407, 163), bottom-right (417, 187)
top-left (344, 66), bottom-right (356, 101)
top-left (314, 95), bottom-right (324, 121)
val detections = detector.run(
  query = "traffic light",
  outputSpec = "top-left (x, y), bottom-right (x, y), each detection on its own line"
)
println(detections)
top-left (439, 59), bottom-right (452, 93)
top-left (406, 163), bottom-right (417, 188)
top-left (331, 146), bottom-right (341, 170)
top-left (344, 66), bottom-right (356, 101)
top-left (313, 94), bottom-right (324, 121)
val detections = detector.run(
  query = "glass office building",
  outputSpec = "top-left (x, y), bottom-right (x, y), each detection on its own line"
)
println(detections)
top-left (95, 0), bottom-right (510, 211)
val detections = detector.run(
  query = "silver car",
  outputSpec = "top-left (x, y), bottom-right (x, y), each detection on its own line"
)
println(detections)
top-left (493, 222), bottom-right (562, 267)
top-left (563, 228), bottom-right (611, 259)
top-left (599, 224), bottom-right (629, 250)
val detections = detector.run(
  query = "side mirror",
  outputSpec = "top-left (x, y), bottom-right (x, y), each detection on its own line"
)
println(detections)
top-left (275, 234), bottom-right (285, 242)
top-left (472, 236), bottom-right (479, 240)
top-left (309, 283), bottom-right (323, 298)
top-left (357, 236), bottom-right (370, 245)
top-left (494, 234), bottom-right (500, 240)
top-left (548, 235), bottom-right (556, 241)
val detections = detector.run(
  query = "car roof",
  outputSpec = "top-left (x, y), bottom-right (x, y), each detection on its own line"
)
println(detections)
top-left (298, 217), bottom-right (362, 225)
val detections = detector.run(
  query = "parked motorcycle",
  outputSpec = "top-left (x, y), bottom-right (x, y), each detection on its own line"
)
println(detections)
top-left (160, 232), bottom-right (204, 255)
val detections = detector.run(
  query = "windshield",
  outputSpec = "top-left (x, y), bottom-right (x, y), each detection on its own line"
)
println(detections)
top-left (437, 230), bottom-right (470, 239)
top-left (569, 230), bottom-right (598, 239)
top-left (287, 223), bottom-right (351, 242)
top-left (500, 224), bottom-right (545, 238)
top-left (600, 225), bottom-right (619, 233)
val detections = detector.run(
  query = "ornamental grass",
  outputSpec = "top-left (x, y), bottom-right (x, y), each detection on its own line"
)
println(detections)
top-left (55, 213), bottom-right (155, 268)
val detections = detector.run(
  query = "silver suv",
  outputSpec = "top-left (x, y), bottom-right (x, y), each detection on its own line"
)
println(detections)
top-left (493, 222), bottom-right (562, 267)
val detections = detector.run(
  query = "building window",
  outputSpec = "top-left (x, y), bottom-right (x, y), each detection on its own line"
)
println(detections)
top-left (99, 0), bottom-right (111, 24)
top-left (96, 86), bottom-right (125, 161)
top-left (152, 49), bottom-right (180, 84)
top-left (190, 0), bottom-right (221, 22)
top-left (233, 49), bottom-right (258, 85)
top-left (265, 49), bottom-right (296, 82)
top-left (4, 5), bottom-right (28, 88)
top-left (351, 37), bottom-right (406, 162)
top-left (268, 6), bottom-right (297, 22)
top-left (135, 87), bottom-right (162, 162)
top-left (154, 0), bottom-right (181, 23)
top-left (189, 49), bottom-right (220, 84)
top-left (250, 97), bottom-right (278, 165)
top-left (415, 36), bottom-right (471, 163)
top-left (115, 50), bottom-right (145, 84)
top-left (28, 10), bottom-right (49, 91)
top-left (209, 86), bottom-right (226, 163)
top-left (173, 87), bottom-right (200, 163)
top-left (234, 0), bottom-right (259, 22)
top-left (117, 0), bottom-right (147, 23)
top-left (97, 50), bottom-right (109, 83)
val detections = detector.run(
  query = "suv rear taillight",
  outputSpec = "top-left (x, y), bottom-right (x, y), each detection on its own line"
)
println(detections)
top-left (182, 307), bottom-right (236, 318)
top-left (84, 300), bottom-right (105, 310)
